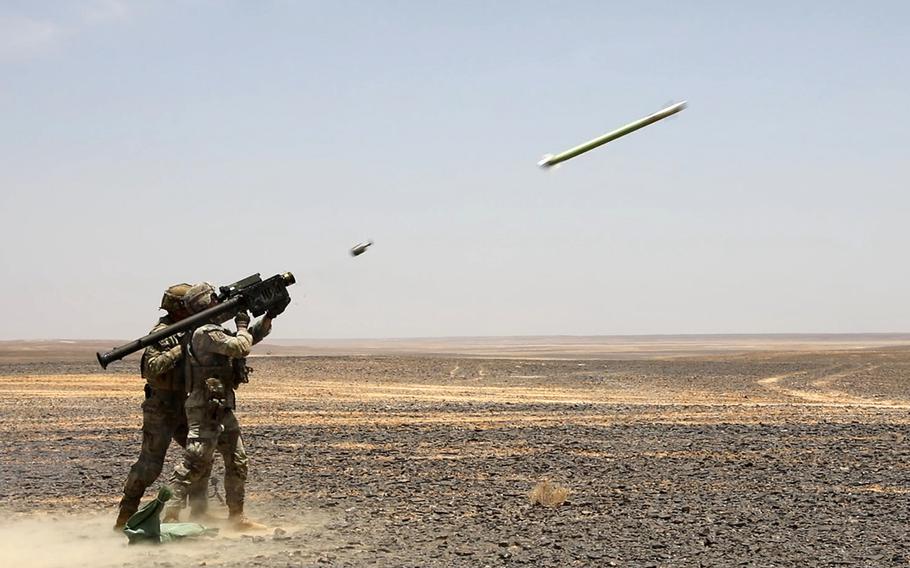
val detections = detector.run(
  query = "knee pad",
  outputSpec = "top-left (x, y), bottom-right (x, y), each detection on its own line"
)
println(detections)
top-left (180, 440), bottom-right (214, 478)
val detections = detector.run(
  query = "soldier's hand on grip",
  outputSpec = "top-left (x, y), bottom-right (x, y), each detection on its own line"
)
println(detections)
top-left (234, 311), bottom-right (251, 331)
top-left (267, 297), bottom-right (291, 319)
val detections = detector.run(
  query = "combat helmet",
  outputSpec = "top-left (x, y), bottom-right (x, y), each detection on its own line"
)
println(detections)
top-left (160, 283), bottom-right (193, 315)
top-left (182, 282), bottom-right (218, 315)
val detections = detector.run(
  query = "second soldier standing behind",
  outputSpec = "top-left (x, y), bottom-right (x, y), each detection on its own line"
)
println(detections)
top-left (163, 282), bottom-right (288, 529)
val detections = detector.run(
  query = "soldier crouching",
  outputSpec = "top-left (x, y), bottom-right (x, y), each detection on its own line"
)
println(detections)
top-left (163, 282), bottom-right (285, 529)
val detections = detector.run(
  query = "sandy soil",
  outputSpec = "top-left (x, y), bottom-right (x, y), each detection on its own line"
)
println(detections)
top-left (2, 337), bottom-right (910, 566)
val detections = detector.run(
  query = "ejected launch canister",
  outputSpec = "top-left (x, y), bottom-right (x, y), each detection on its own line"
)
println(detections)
top-left (538, 101), bottom-right (687, 168)
top-left (350, 241), bottom-right (373, 257)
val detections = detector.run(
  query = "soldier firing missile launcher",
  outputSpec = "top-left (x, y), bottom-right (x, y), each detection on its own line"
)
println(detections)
top-left (96, 271), bottom-right (296, 369)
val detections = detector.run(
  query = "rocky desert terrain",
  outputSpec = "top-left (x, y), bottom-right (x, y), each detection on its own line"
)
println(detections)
top-left (2, 336), bottom-right (910, 567)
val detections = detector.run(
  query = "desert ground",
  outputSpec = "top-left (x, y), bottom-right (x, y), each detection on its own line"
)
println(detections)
top-left (2, 335), bottom-right (910, 567)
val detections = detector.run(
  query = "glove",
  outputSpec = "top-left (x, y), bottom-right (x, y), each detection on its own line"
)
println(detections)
top-left (266, 297), bottom-right (291, 319)
top-left (234, 311), bottom-right (251, 331)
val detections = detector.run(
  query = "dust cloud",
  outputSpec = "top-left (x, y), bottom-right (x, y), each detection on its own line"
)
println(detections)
top-left (0, 509), bottom-right (331, 568)
top-left (0, 514), bottom-right (168, 568)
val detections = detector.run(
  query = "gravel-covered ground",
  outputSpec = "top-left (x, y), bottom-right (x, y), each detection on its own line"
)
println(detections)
top-left (2, 345), bottom-right (910, 567)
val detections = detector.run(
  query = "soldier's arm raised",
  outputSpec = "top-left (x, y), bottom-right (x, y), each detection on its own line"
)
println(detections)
top-left (197, 327), bottom-right (253, 359)
top-left (249, 316), bottom-right (272, 345)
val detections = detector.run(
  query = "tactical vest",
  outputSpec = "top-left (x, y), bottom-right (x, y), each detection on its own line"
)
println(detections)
top-left (183, 330), bottom-right (243, 412)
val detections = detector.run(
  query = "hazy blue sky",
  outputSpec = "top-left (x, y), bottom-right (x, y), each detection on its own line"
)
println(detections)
top-left (1, 1), bottom-right (908, 339)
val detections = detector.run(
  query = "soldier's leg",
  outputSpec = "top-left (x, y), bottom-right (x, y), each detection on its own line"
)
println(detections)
top-left (189, 459), bottom-right (215, 518)
top-left (217, 412), bottom-right (248, 517)
top-left (163, 438), bottom-right (215, 521)
top-left (175, 413), bottom-right (212, 517)
top-left (173, 420), bottom-right (189, 448)
top-left (217, 411), bottom-right (262, 528)
top-left (116, 397), bottom-right (176, 527)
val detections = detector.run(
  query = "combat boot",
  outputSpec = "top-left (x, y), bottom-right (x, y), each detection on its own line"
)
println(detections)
top-left (228, 510), bottom-right (267, 531)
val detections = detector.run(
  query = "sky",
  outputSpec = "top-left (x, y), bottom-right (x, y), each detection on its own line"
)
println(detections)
top-left (1, 1), bottom-right (908, 340)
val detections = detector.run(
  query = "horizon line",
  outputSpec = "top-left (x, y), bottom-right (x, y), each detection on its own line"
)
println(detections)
top-left (4, 331), bottom-right (910, 343)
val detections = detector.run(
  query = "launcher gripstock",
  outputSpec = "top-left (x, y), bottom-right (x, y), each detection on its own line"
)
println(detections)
top-left (95, 272), bottom-right (296, 369)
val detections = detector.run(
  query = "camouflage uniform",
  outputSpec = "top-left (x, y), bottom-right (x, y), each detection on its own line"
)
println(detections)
top-left (164, 284), bottom-right (272, 522)
top-left (115, 288), bottom-right (211, 528)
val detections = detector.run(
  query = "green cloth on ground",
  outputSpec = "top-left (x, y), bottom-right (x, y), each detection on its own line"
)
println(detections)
top-left (123, 486), bottom-right (218, 544)
top-left (158, 522), bottom-right (218, 542)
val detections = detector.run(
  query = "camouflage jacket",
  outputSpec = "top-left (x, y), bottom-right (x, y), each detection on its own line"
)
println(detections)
top-left (140, 317), bottom-right (185, 391)
top-left (184, 317), bottom-right (271, 410)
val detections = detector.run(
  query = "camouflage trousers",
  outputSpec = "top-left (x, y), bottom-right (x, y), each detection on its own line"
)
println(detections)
top-left (118, 388), bottom-right (211, 518)
top-left (165, 407), bottom-right (248, 518)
